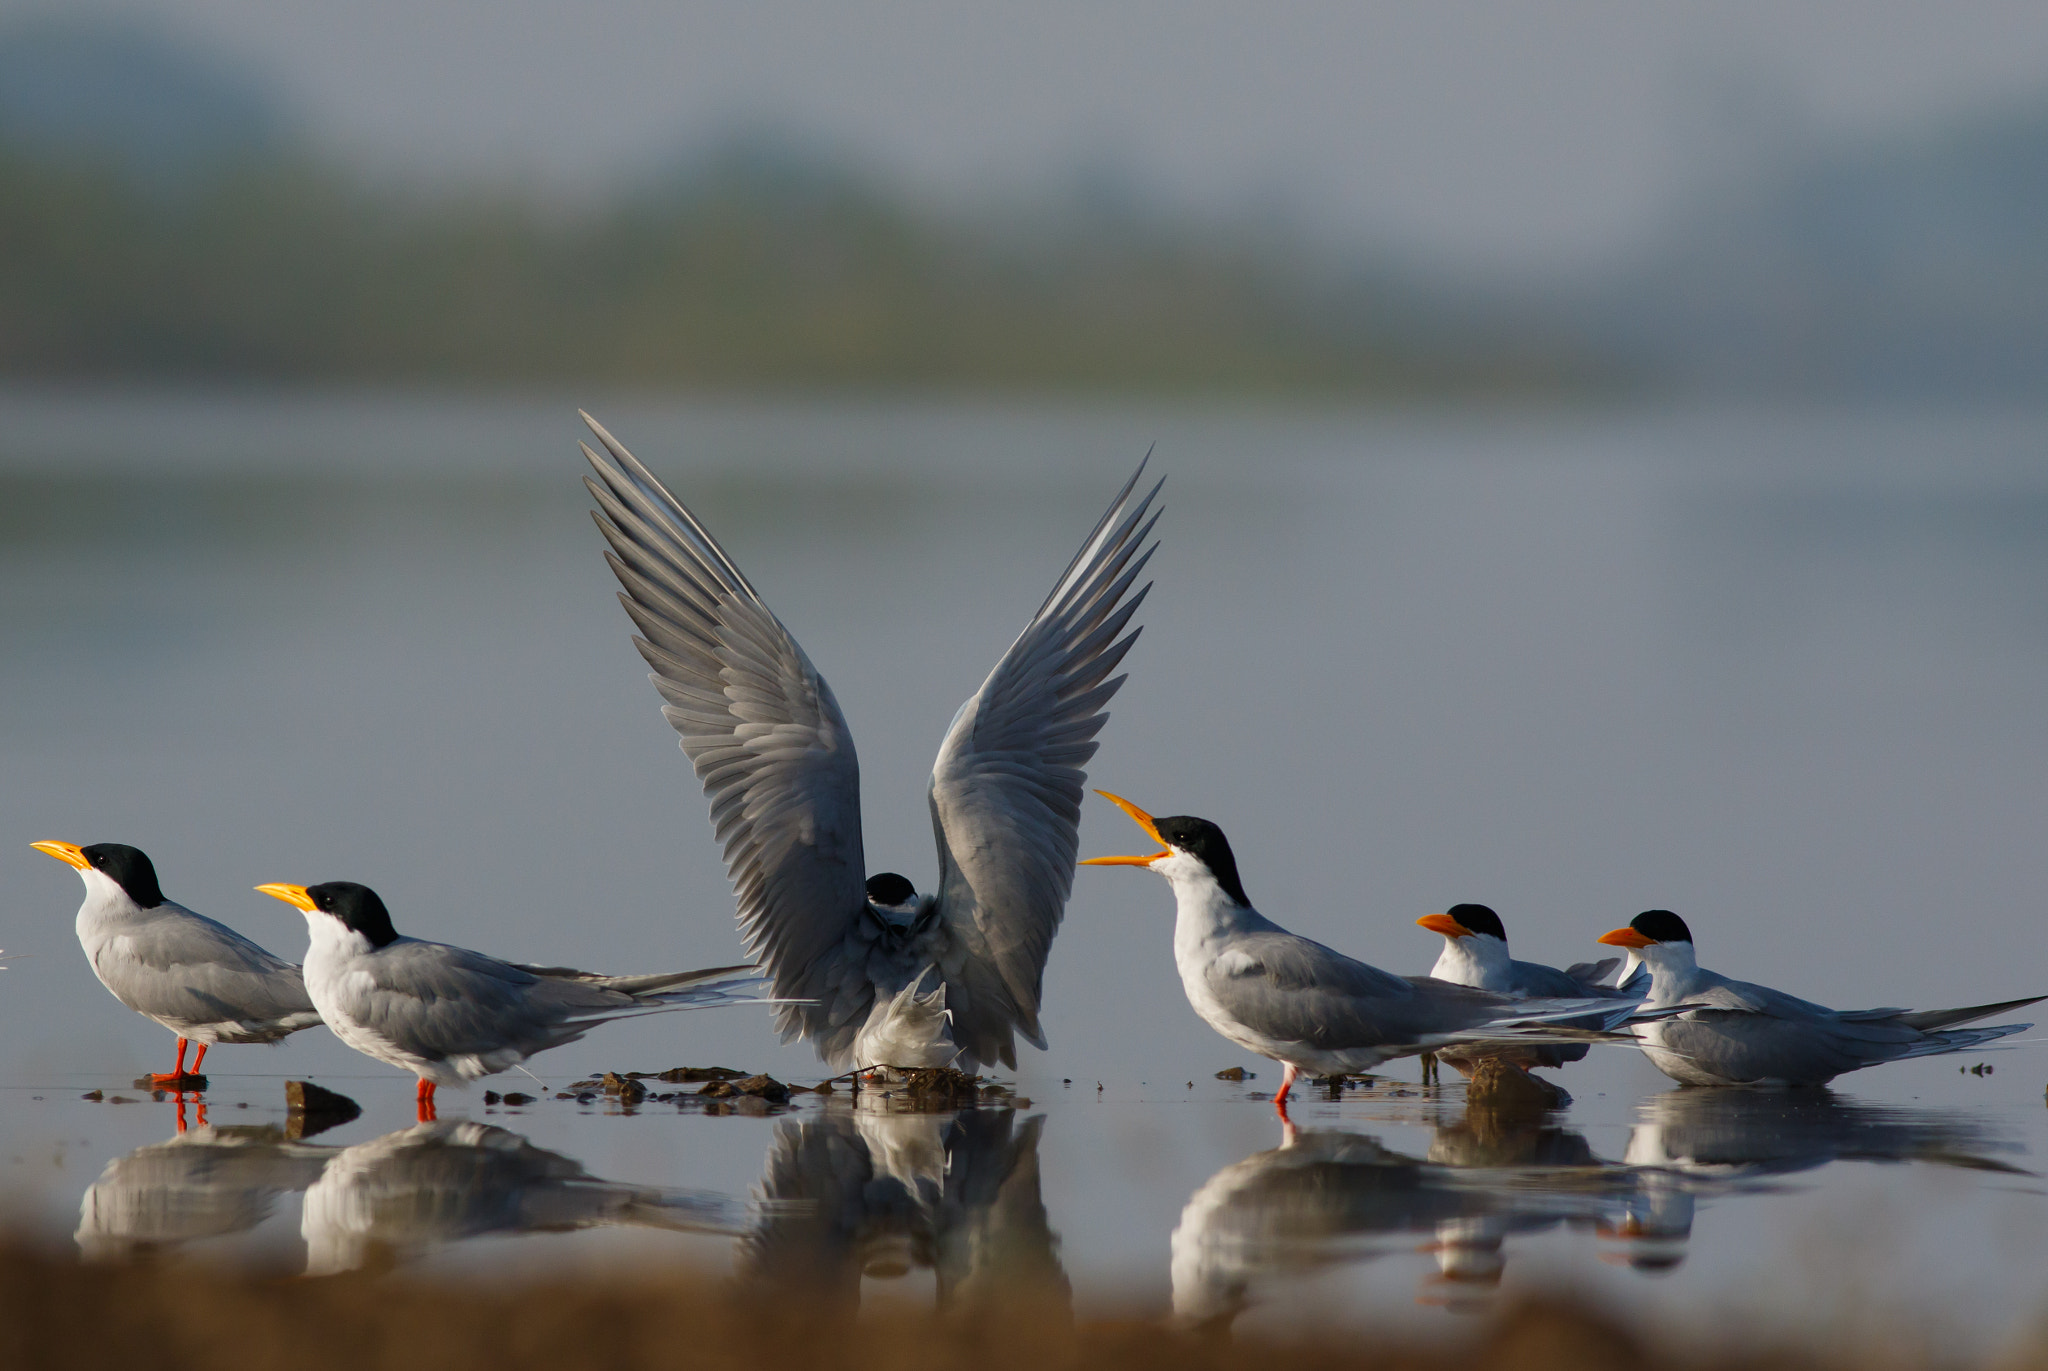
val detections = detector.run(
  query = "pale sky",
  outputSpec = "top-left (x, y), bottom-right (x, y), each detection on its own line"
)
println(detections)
top-left (11, 1), bottom-right (2048, 271)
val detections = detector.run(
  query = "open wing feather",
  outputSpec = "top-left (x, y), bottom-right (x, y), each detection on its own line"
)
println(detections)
top-left (583, 413), bottom-right (872, 1053)
top-left (928, 459), bottom-right (1162, 1068)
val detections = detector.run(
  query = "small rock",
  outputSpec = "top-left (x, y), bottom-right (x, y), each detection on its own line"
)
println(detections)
top-left (554, 1091), bottom-right (576, 1100)
top-left (285, 1080), bottom-right (363, 1140)
top-left (698, 1073), bottom-right (790, 1103)
top-left (658, 1066), bottom-right (748, 1083)
top-left (107, 1095), bottom-right (137, 1104)
top-left (1465, 1059), bottom-right (1570, 1111)
top-left (812, 1080), bottom-right (833, 1095)
top-left (483, 1091), bottom-right (502, 1105)
top-left (501, 1092), bottom-right (535, 1106)
top-left (81, 1090), bottom-right (103, 1102)
top-left (1214, 1067), bottom-right (1256, 1081)
top-left (575, 1092), bottom-right (597, 1104)
top-left (600, 1072), bottom-right (647, 1104)
top-left (568, 1079), bottom-right (602, 1090)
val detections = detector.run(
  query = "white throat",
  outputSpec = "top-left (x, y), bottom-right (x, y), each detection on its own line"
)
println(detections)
top-left (1428, 932), bottom-right (1511, 990)
top-left (300, 910), bottom-right (379, 969)
top-left (1636, 940), bottom-right (1701, 1001)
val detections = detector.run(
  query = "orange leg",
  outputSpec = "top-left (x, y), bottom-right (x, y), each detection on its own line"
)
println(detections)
top-left (1272, 1061), bottom-right (1301, 1114)
top-left (149, 1037), bottom-right (194, 1087)
top-left (172, 1094), bottom-right (211, 1133)
top-left (416, 1078), bottom-right (438, 1123)
top-left (189, 1043), bottom-right (208, 1075)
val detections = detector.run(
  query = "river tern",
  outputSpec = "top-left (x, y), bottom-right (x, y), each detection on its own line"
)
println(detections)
top-left (34, 841), bottom-right (322, 1085)
top-left (1596, 909), bottom-right (2043, 1086)
top-left (255, 880), bottom-right (767, 1118)
top-left (1082, 793), bottom-right (1648, 1110)
top-left (1415, 903), bottom-right (1641, 1072)
top-left (582, 414), bottom-right (1160, 1072)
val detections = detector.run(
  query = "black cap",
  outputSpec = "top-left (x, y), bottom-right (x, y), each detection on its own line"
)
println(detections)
top-left (866, 872), bottom-right (916, 907)
top-left (305, 882), bottom-right (400, 950)
top-left (1447, 903), bottom-right (1506, 941)
top-left (1630, 909), bottom-right (1693, 944)
top-left (80, 843), bottom-right (164, 909)
top-left (1153, 816), bottom-right (1250, 907)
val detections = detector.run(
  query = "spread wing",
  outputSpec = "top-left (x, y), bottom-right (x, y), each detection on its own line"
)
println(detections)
top-left (584, 414), bottom-right (874, 1055)
top-left (928, 458), bottom-right (1162, 1068)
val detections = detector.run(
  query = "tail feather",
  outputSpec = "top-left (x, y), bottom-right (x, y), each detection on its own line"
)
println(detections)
top-left (518, 961), bottom-right (765, 1000)
top-left (1894, 995), bottom-right (2046, 1033)
top-left (1884, 1020), bottom-right (2034, 1062)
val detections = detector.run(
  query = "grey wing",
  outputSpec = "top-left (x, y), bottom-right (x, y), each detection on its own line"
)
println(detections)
top-left (1662, 972), bottom-right (1957, 1081)
top-left (102, 906), bottom-right (320, 1038)
top-left (348, 941), bottom-right (640, 1063)
top-left (1506, 958), bottom-right (1604, 999)
top-left (1204, 931), bottom-right (1420, 1053)
top-left (928, 458), bottom-right (1162, 1068)
top-left (584, 414), bottom-right (874, 1057)
top-left (1686, 973), bottom-right (1848, 1022)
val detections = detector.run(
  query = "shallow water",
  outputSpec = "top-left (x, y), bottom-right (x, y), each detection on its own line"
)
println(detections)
top-left (4, 391), bottom-right (2048, 1345)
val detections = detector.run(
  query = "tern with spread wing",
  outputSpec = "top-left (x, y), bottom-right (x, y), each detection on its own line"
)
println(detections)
top-left (582, 414), bottom-right (1160, 1072)
top-left (35, 841), bottom-right (322, 1085)
top-left (1596, 909), bottom-right (2042, 1086)
top-left (1082, 794), bottom-right (1649, 1110)
top-left (256, 880), bottom-right (767, 1118)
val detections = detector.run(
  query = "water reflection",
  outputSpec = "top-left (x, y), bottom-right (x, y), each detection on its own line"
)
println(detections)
top-left (1169, 1103), bottom-right (1627, 1327)
top-left (739, 1101), bottom-right (1069, 1315)
top-left (1600, 1088), bottom-right (2029, 1272)
top-left (301, 1120), bottom-right (751, 1274)
top-left (76, 1113), bottom-right (329, 1261)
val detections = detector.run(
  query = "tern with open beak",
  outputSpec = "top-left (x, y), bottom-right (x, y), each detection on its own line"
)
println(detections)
top-left (35, 841), bottom-right (322, 1086)
top-left (583, 414), bottom-right (1160, 1073)
top-left (257, 880), bottom-right (768, 1118)
top-left (1082, 794), bottom-right (1647, 1110)
top-left (1596, 909), bottom-right (2042, 1086)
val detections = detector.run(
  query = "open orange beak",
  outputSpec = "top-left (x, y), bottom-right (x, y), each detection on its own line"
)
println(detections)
top-left (255, 883), bottom-right (317, 912)
top-left (1079, 790), bottom-right (1172, 868)
top-left (1596, 926), bottom-right (1655, 949)
top-left (31, 840), bottom-right (90, 871)
top-left (1415, 912), bottom-right (1470, 939)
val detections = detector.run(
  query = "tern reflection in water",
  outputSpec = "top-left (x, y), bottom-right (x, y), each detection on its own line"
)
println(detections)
top-left (1171, 1103), bottom-right (1631, 1327)
top-left (738, 1102), bottom-right (1069, 1315)
top-left (301, 1120), bottom-right (755, 1274)
top-left (76, 1108), bottom-right (330, 1262)
top-left (1601, 1088), bottom-right (2030, 1272)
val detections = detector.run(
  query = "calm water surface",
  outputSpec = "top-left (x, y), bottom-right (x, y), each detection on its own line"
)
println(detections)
top-left (3, 392), bottom-right (2048, 1347)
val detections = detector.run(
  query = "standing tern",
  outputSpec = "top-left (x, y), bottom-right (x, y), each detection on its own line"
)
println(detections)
top-left (1596, 909), bottom-right (2042, 1086)
top-left (1081, 793), bottom-right (1647, 1110)
top-left (255, 880), bottom-right (768, 1118)
top-left (1415, 903), bottom-right (1641, 1073)
top-left (34, 841), bottom-right (321, 1085)
top-left (581, 414), bottom-right (1160, 1072)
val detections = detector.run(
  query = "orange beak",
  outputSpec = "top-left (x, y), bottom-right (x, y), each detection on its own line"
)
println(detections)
top-left (1415, 912), bottom-right (1470, 939)
top-left (255, 883), bottom-right (317, 912)
top-left (1079, 790), bottom-right (1172, 868)
top-left (31, 840), bottom-right (90, 871)
top-left (1596, 926), bottom-right (1655, 949)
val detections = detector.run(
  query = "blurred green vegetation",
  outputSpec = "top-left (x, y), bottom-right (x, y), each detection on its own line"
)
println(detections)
top-left (0, 145), bottom-right (1609, 394)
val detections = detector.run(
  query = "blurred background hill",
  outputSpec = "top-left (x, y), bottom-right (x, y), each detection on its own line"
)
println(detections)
top-left (0, 6), bottom-right (2044, 396)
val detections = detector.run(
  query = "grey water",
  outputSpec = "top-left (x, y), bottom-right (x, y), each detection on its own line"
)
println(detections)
top-left (4, 390), bottom-right (2048, 1347)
